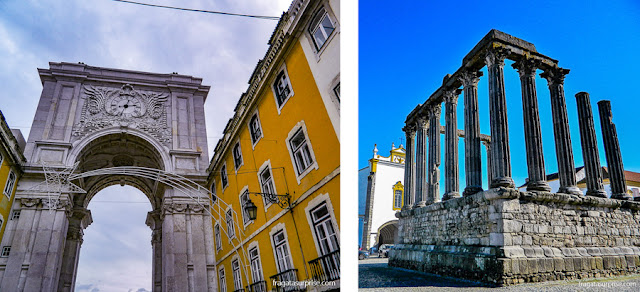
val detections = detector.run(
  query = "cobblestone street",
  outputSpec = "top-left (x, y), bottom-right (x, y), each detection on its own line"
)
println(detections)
top-left (359, 258), bottom-right (640, 291)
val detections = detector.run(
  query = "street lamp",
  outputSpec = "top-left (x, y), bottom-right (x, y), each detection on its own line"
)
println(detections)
top-left (244, 191), bottom-right (291, 221)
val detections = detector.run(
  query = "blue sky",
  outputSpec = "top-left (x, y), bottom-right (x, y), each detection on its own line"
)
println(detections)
top-left (359, 0), bottom-right (640, 190)
top-left (0, 0), bottom-right (291, 290)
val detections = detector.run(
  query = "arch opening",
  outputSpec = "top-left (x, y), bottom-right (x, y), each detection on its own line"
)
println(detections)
top-left (74, 185), bottom-right (153, 291)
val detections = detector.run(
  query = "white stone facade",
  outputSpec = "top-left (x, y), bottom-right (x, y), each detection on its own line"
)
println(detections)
top-left (0, 63), bottom-right (216, 292)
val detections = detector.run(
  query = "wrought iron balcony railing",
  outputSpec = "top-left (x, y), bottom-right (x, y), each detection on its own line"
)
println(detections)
top-left (269, 268), bottom-right (302, 292)
top-left (308, 249), bottom-right (340, 282)
top-left (246, 280), bottom-right (267, 292)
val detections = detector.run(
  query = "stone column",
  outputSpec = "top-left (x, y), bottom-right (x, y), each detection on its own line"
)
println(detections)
top-left (597, 100), bottom-right (631, 200)
top-left (485, 47), bottom-right (515, 188)
top-left (162, 192), bottom-right (216, 291)
top-left (427, 104), bottom-right (442, 204)
top-left (459, 70), bottom-right (484, 196)
top-left (540, 67), bottom-right (582, 195)
top-left (58, 207), bottom-right (92, 292)
top-left (575, 92), bottom-right (607, 197)
top-left (513, 58), bottom-right (550, 191)
top-left (1, 197), bottom-right (71, 292)
top-left (402, 126), bottom-right (416, 209)
top-left (414, 118), bottom-right (428, 207)
top-left (443, 90), bottom-right (461, 200)
top-left (482, 140), bottom-right (492, 187)
top-left (146, 210), bottom-right (164, 291)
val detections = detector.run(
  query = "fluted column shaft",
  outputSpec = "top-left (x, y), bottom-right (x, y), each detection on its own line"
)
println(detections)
top-left (460, 70), bottom-right (484, 196)
top-left (575, 92), bottom-right (606, 197)
top-left (427, 104), bottom-right (442, 204)
top-left (482, 140), bottom-right (492, 187)
top-left (541, 68), bottom-right (581, 195)
top-left (485, 48), bottom-right (515, 188)
top-left (598, 100), bottom-right (630, 200)
top-left (443, 90), bottom-right (461, 200)
top-left (513, 59), bottom-right (550, 191)
top-left (402, 126), bottom-right (417, 209)
top-left (414, 118), bottom-right (428, 207)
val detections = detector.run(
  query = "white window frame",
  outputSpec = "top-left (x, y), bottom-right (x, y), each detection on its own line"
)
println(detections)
top-left (225, 208), bottom-right (236, 241)
top-left (247, 241), bottom-right (264, 284)
top-left (10, 210), bottom-right (19, 220)
top-left (231, 257), bottom-right (243, 291)
top-left (269, 223), bottom-right (294, 274)
top-left (214, 223), bottom-right (222, 251)
top-left (3, 170), bottom-right (16, 198)
top-left (247, 110), bottom-right (264, 148)
top-left (238, 186), bottom-right (253, 227)
top-left (394, 190), bottom-right (402, 209)
top-left (271, 64), bottom-right (294, 114)
top-left (308, 6), bottom-right (338, 52)
top-left (0, 217), bottom-right (3, 233)
top-left (285, 121), bottom-right (318, 184)
top-left (218, 266), bottom-right (227, 292)
top-left (220, 163), bottom-right (229, 191)
top-left (304, 193), bottom-right (340, 256)
top-left (232, 141), bottom-right (244, 171)
top-left (0, 151), bottom-right (4, 166)
top-left (257, 160), bottom-right (277, 211)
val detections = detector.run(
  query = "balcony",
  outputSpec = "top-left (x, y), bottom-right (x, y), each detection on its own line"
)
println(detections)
top-left (246, 280), bottom-right (267, 292)
top-left (232, 288), bottom-right (245, 292)
top-left (269, 268), bottom-right (302, 292)
top-left (308, 250), bottom-right (340, 282)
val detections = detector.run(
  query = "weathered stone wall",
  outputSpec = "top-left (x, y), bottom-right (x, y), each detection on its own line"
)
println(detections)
top-left (390, 189), bottom-right (640, 286)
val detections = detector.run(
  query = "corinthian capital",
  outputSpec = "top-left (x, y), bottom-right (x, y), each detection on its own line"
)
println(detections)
top-left (458, 70), bottom-right (483, 87)
top-left (416, 117), bottom-right (428, 129)
top-left (485, 47), bottom-right (511, 67)
top-left (512, 57), bottom-right (539, 77)
top-left (443, 89), bottom-right (462, 105)
top-left (540, 67), bottom-right (570, 86)
top-left (429, 103), bottom-right (442, 117)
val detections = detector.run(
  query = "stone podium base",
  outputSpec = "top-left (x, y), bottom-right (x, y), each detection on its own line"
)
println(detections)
top-left (390, 189), bottom-right (640, 286)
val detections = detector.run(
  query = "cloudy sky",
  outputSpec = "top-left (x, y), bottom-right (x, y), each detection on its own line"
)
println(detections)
top-left (0, 0), bottom-right (291, 290)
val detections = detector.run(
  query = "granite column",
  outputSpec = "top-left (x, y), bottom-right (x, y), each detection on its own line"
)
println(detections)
top-left (402, 126), bottom-right (416, 209)
top-left (459, 70), bottom-right (484, 195)
top-left (597, 100), bottom-right (631, 200)
top-left (513, 58), bottom-right (550, 191)
top-left (414, 118), bottom-right (428, 207)
top-left (575, 92), bottom-right (607, 197)
top-left (540, 67), bottom-right (582, 195)
top-left (485, 47), bottom-right (515, 188)
top-left (443, 90), bottom-right (461, 200)
top-left (427, 104), bottom-right (442, 203)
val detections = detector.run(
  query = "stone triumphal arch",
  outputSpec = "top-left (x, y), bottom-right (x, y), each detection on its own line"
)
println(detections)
top-left (0, 62), bottom-right (217, 291)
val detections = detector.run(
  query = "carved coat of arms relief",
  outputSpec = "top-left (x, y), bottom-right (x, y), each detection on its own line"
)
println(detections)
top-left (72, 84), bottom-right (171, 144)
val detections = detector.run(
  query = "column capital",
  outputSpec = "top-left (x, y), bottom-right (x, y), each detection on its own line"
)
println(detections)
top-left (540, 67), bottom-right (570, 86)
top-left (402, 124), bottom-right (416, 135)
top-left (415, 116), bottom-right (428, 128)
top-left (512, 57), bottom-right (539, 77)
top-left (443, 89), bottom-right (462, 104)
top-left (458, 70), bottom-right (483, 87)
top-left (428, 103), bottom-right (442, 117)
top-left (485, 47), bottom-right (511, 67)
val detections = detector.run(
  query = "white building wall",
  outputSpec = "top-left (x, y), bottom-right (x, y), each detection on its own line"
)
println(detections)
top-left (298, 0), bottom-right (341, 139)
top-left (368, 161), bottom-right (404, 247)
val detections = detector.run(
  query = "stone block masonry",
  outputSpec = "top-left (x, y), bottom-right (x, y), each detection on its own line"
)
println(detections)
top-left (390, 188), bottom-right (640, 285)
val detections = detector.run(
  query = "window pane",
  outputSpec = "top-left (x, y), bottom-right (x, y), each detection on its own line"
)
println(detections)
top-left (321, 15), bottom-right (335, 36)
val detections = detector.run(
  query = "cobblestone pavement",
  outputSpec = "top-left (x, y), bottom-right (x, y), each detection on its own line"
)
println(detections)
top-left (359, 258), bottom-right (640, 291)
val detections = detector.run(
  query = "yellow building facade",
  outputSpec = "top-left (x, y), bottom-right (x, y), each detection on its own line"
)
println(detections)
top-left (206, 0), bottom-right (340, 291)
top-left (0, 111), bottom-right (26, 244)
